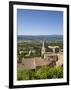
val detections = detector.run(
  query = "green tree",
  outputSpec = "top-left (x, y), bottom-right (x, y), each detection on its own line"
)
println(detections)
top-left (28, 70), bottom-right (35, 80)
top-left (17, 68), bottom-right (29, 80)
top-left (36, 66), bottom-right (47, 79)
top-left (46, 66), bottom-right (63, 79)
top-left (55, 66), bottom-right (63, 78)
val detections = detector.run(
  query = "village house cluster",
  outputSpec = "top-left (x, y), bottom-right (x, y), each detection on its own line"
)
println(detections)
top-left (18, 41), bottom-right (63, 70)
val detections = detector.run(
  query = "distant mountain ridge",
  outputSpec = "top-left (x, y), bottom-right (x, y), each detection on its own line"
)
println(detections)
top-left (17, 35), bottom-right (63, 42)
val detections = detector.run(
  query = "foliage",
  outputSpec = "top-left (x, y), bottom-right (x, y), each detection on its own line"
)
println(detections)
top-left (17, 68), bottom-right (36, 80)
top-left (46, 67), bottom-right (57, 79)
top-left (17, 65), bottom-right (63, 80)
top-left (28, 70), bottom-right (35, 80)
top-left (55, 66), bottom-right (63, 78)
top-left (17, 41), bottom-right (63, 61)
top-left (17, 68), bottom-right (29, 80)
top-left (46, 66), bottom-right (63, 79)
top-left (35, 66), bottom-right (47, 79)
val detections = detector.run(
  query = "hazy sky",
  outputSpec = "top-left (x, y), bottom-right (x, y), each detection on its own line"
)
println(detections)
top-left (17, 9), bottom-right (63, 35)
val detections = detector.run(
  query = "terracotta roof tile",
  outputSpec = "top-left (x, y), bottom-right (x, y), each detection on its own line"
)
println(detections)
top-left (22, 57), bottom-right (51, 70)
top-left (22, 58), bottom-right (36, 69)
top-left (35, 58), bottom-right (49, 66)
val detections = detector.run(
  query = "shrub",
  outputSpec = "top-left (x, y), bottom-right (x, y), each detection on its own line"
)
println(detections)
top-left (55, 66), bottom-right (63, 78)
top-left (46, 67), bottom-right (57, 79)
top-left (36, 66), bottom-right (47, 79)
top-left (17, 65), bottom-right (63, 80)
top-left (46, 66), bottom-right (63, 79)
top-left (28, 70), bottom-right (35, 80)
top-left (36, 66), bottom-right (63, 79)
top-left (17, 68), bottom-right (29, 80)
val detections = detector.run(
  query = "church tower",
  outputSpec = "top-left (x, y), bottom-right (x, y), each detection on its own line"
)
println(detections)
top-left (41, 40), bottom-right (45, 58)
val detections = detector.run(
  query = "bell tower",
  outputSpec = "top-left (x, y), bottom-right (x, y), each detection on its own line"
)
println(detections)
top-left (41, 40), bottom-right (45, 58)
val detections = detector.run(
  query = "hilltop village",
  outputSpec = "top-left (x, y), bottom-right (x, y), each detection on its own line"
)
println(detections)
top-left (17, 40), bottom-right (63, 70)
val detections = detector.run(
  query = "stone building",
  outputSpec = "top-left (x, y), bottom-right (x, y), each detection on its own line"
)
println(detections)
top-left (21, 41), bottom-right (63, 70)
